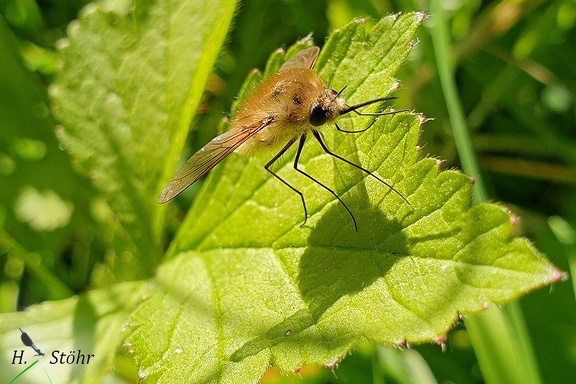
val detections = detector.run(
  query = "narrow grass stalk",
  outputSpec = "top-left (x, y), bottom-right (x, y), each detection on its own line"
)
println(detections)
top-left (8, 359), bottom-right (54, 384)
top-left (429, 1), bottom-right (542, 383)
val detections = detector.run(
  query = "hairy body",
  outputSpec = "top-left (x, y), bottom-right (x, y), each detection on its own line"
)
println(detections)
top-left (158, 46), bottom-right (407, 231)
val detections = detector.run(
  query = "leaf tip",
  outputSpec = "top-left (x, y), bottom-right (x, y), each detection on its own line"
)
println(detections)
top-left (324, 359), bottom-right (339, 370)
top-left (123, 340), bottom-right (135, 355)
top-left (137, 369), bottom-right (148, 381)
top-left (68, 19), bottom-right (81, 39)
top-left (394, 339), bottom-right (407, 348)
top-left (509, 213), bottom-right (519, 226)
top-left (54, 124), bottom-right (64, 139)
top-left (48, 83), bottom-right (59, 98)
top-left (417, 113), bottom-right (430, 124)
top-left (55, 38), bottom-right (69, 52)
top-left (415, 11), bottom-right (428, 22)
top-left (435, 335), bottom-right (447, 351)
top-left (123, 320), bottom-right (132, 330)
top-left (301, 32), bottom-right (314, 43)
top-left (79, 3), bottom-right (98, 18)
top-left (550, 267), bottom-right (568, 283)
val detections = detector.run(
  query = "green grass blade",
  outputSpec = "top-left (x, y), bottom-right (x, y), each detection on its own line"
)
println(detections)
top-left (39, 360), bottom-right (55, 384)
top-left (8, 360), bottom-right (39, 384)
top-left (428, 1), bottom-right (486, 203)
top-left (429, 1), bottom-right (543, 383)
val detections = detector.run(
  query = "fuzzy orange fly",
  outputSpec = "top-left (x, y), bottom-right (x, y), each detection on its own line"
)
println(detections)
top-left (158, 46), bottom-right (409, 231)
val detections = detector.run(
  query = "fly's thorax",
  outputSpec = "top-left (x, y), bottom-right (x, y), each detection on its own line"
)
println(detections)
top-left (233, 67), bottom-right (327, 157)
top-left (267, 68), bottom-right (326, 125)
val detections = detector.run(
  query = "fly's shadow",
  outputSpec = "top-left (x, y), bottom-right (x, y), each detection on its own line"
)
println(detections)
top-left (298, 195), bottom-right (410, 321)
top-left (230, 194), bottom-right (410, 362)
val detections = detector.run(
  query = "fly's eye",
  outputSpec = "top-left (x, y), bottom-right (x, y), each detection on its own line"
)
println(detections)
top-left (309, 101), bottom-right (327, 126)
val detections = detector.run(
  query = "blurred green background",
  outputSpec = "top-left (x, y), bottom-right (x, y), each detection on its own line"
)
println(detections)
top-left (1, 0), bottom-right (575, 382)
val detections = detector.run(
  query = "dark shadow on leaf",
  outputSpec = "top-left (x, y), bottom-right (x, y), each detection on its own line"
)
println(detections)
top-left (298, 194), bottom-right (408, 321)
top-left (230, 194), bottom-right (409, 362)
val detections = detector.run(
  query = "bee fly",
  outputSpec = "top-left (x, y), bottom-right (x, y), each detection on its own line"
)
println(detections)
top-left (159, 46), bottom-right (409, 231)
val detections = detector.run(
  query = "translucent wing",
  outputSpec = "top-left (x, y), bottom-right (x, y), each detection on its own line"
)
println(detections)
top-left (279, 46), bottom-right (320, 72)
top-left (158, 117), bottom-right (273, 203)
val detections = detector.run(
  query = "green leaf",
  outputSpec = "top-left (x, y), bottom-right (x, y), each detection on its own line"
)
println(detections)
top-left (0, 282), bottom-right (144, 384)
top-left (50, 0), bottom-right (237, 275)
top-left (129, 13), bottom-right (561, 381)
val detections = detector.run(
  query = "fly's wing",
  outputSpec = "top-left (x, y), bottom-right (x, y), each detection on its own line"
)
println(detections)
top-left (279, 46), bottom-right (319, 72)
top-left (158, 117), bottom-right (273, 203)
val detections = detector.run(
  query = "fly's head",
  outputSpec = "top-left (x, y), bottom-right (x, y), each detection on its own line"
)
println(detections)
top-left (309, 88), bottom-right (347, 127)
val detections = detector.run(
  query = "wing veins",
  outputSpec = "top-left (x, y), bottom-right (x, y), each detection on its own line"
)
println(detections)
top-left (158, 116), bottom-right (273, 203)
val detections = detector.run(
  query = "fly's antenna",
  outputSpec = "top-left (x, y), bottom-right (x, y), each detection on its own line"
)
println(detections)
top-left (340, 96), bottom-right (398, 116)
top-left (336, 95), bottom-right (407, 133)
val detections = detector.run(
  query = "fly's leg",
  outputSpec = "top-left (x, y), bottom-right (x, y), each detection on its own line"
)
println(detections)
top-left (311, 130), bottom-right (409, 204)
top-left (264, 137), bottom-right (308, 226)
top-left (293, 134), bottom-right (359, 231)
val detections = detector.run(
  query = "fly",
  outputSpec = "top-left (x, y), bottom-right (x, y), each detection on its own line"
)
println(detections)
top-left (159, 46), bottom-right (409, 231)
